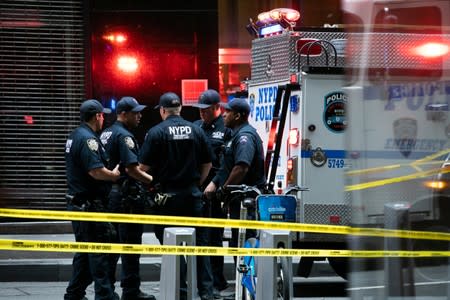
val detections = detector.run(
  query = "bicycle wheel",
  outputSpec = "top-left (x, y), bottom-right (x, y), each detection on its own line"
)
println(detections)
top-left (276, 256), bottom-right (291, 300)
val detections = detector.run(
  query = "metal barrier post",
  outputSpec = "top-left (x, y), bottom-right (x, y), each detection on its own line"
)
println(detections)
top-left (256, 230), bottom-right (293, 300)
top-left (384, 202), bottom-right (415, 298)
top-left (160, 227), bottom-right (198, 300)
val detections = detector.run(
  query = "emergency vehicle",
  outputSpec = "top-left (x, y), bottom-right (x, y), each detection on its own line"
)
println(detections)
top-left (241, 2), bottom-right (450, 278)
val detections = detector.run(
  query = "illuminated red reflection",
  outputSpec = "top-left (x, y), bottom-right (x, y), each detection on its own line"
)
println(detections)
top-left (117, 56), bottom-right (138, 73)
top-left (413, 42), bottom-right (449, 58)
top-left (103, 33), bottom-right (127, 44)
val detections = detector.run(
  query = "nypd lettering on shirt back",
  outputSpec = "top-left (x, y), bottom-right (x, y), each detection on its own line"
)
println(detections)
top-left (168, 125), bottom-right (192, 140)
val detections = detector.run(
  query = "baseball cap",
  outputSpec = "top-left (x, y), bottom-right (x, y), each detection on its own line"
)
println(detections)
top-left (80, 99), bottom-right (111, 120)
top-left (116, 96), bottom-right (146, 113)
top-left (154, 92), bottom-right (182, 109)
top-left (222, 98), bottom-right (250, 115)
top-left (192, 89), bottom-right (221, 109)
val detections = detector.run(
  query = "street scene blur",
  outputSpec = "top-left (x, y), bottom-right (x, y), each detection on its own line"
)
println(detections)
top-left (0, 0), bottom-right (449, 299)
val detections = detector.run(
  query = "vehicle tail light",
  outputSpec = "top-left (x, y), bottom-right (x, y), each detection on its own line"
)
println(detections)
top-left (289, 128), bottom-right (299, 146)
top-left (290, 73), bottom-right (298, 83)
top-left (424, 180), bottom-right (447, 190)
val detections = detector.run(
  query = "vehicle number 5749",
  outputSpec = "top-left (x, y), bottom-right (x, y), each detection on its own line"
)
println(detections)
top-left (328, 159), bottom-right (344, 168)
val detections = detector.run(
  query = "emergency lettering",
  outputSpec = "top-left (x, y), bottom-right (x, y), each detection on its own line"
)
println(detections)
top-left (384, 138), bottom-right (448, 152)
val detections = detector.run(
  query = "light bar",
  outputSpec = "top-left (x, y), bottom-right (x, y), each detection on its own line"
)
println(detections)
top-left (260, 24), bottom-right (284, 36)
top-left (257, 8), bottom-right (300, 25)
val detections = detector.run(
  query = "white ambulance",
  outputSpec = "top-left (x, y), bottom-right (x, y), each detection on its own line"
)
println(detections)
top-left (244, 2), bottom-right (450, 278)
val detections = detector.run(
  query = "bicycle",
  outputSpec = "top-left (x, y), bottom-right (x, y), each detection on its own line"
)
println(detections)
top-left (220, 184), bottom-right (308, 300)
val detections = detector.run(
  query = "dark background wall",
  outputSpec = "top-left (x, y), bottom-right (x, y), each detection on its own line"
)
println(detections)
top-left (89, 0), bottom-right (219, 141)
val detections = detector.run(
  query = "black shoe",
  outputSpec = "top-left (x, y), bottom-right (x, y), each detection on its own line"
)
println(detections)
top-left (120, 291), bottom-right (156, 300)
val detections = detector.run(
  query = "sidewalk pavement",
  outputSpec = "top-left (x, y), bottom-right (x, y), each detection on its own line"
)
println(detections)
top-left (0, 281), bottom-right (162, 300)
top-left (0, 224), bottom-right (341, 299)
top-left (0, 281), bottom-right (351, 300)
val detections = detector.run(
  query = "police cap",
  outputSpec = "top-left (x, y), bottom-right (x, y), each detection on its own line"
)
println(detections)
top-left (154, 92), bottom-right (182, 109)
top-left (80, 99), bottom-right (111, 121)
top-left (116, 96), bottom-right (146, 113)
top-left (192, 89), bottom-right (221, 109)
top-left (222, 98), bottom-right (250, 115)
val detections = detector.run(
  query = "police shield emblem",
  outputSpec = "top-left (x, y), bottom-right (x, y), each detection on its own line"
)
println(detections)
top-left (124, 136), bottom-right (135, 149)
top-left (393, 118), bottom-right (417, 158)
top-left (87, 138), bottom-right (99, 152)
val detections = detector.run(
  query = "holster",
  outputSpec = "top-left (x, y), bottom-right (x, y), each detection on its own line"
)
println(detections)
top-left (65, 194), bottom-right (90, 211)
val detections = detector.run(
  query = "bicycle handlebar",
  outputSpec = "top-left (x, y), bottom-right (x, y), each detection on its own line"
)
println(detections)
top-left (223, 184), bottom-right (262, 196)
top-left (284, 185), bottom-right (310, 194)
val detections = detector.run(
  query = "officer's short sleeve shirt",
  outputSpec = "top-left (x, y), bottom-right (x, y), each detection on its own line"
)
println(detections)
top-left (139, 115), bottom-right (212, 186)
top-left (100, 121), bottom-right (139, 169)
top-left (65, 123), bottom-right (109, 196)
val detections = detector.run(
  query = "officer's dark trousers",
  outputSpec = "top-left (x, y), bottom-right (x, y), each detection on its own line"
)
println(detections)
top-left (64, 204), bottom-right (117, 300)
top-left (108, 188), bottom-right (144, 298)
top-left (207, 198), bottom-right (228, 290)
top-left (154, 186), bottom-right (214, 299)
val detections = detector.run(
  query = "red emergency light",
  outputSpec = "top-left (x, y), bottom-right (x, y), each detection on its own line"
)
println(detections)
top-left (257, 8), bottom-right (300, 24)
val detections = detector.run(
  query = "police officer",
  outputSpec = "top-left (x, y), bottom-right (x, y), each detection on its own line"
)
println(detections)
top-left (64, 99), bottom-right (121, 300)
top-left (192, 89), bottom-right (231, 295)
top-left (100, 97), bottom-right (155, 300)
top-left (204, 98), bottom-right (266, 249)
top-left (138, 92), bottom-right (214, 300)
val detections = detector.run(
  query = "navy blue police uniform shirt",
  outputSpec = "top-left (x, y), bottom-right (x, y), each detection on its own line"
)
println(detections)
top-left (65, 123), bottom-right (111, 199)
top-left (139, 115), bottom-right (212, 188)
top-left (100, 121), bottom-right (139, 183)
top-left (213, 122), bottom-right (266, 187)
top-left (194, 115), bottom-right (231, 170)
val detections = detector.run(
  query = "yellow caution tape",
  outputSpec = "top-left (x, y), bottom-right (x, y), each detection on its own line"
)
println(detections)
top-left (345, 148), bottom-right (450, 190)
top-left (0, 208), bottom-right (449, 242)
top-left (346, 148), bottom-right (450, 177)
top-left (0, 239), bottom-right (449, 257)
top-left (345, 167), bottom-right (446, 191)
